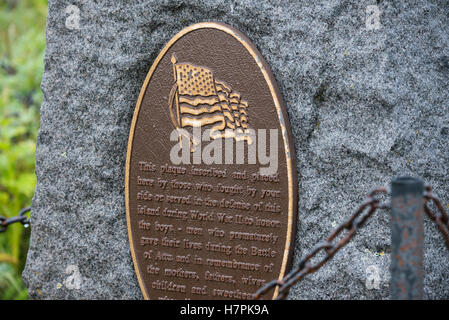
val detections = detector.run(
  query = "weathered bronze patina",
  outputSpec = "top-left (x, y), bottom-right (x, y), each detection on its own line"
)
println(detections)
top-left (126, 22), bottom-right (298, 300)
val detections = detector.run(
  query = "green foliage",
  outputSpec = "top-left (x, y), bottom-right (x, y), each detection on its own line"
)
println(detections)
top-left (0, 0), bottom-right (48, 300)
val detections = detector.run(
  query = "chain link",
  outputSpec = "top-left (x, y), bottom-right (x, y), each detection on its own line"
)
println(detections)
top-left (0, 207), bottom-right (31, 233)
top-left (424, 185), bottom-right (449, 249)
top-left (254, 185), bottom-right (449, 300)
top-left (254, 187), bottom-right (389, 300)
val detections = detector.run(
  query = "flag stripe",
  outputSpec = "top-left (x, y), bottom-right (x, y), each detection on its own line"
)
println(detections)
top-left (181, 114), bottom-right (226, 129)
top-left (223, 110), bottom-right (234, 122)
top-left (179, 95), bottom-right (220, 106)
top-left (226, 121), bottom-right (236, 129)
top-left (221, 103), bottom-right (232, 112)
top-left (217, 92), bottom-right (229, 102)
top-left (180, 103), bottom-right (223, 115)
top-left (215, 81), bottom-right (231, 92)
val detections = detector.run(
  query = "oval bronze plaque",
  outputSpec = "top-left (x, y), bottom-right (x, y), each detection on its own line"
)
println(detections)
top-left (126, 22), bottom-right (297, 300)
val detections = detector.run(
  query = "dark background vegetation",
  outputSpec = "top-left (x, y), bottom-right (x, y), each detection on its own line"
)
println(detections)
top-left (0, 0), bottom-right (47, 299)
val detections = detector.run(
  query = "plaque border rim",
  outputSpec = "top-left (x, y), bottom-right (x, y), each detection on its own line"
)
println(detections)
top-left (125, 21), bottom-right (298, 300)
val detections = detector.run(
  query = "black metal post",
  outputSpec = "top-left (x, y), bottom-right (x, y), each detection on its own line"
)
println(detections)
top-left (390, 176), bottom-right (424, 300)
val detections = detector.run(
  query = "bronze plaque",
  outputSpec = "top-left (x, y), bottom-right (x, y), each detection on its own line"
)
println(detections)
top-left (125, 22), bottom-right (298, 300)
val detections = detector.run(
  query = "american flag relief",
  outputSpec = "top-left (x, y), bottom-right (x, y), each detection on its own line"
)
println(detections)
top-left (169, 53), bottom-right (253, 150)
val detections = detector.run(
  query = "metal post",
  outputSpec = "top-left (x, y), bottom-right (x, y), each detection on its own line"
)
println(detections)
top-left (390, 176), bottom-right (424, 300)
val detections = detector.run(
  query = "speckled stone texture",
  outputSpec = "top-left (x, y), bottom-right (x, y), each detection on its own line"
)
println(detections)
top-left (23, 0), bottom-right (448, 299)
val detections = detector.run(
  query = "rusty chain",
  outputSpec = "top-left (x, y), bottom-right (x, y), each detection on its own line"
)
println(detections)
top-left (253, 187), bottom-right (389, 300)
top-left (254, 185), bottom-right (449, 300)
top-left (0, 207), bottom-right (31, 233)
top-left (424, 185), bottom-right (449, 249)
